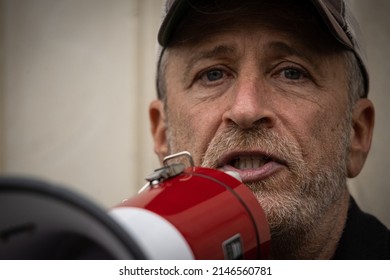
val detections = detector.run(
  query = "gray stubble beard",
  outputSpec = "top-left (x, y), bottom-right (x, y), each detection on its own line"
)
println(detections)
top-left (200, 124), bottom-right (349, 259)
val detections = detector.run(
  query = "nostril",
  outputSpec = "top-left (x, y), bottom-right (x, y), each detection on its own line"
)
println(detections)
top-left (223, 104), bottom-right (275, 130)
top-left (254, 117), bottom-right (272, 126)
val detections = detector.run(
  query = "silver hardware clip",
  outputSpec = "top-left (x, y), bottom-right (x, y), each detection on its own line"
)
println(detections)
top-left (138, 151), bottom-right (194, 193)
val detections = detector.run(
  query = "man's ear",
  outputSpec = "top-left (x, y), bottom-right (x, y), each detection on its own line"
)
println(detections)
top-left (347, 98), bottom-right (375, 178)
top-left (149, 99), bottom-right (169, 164)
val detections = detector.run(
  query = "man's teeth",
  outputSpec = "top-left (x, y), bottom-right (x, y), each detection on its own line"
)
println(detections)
top-left (231, 156), bottom-right (270, 170)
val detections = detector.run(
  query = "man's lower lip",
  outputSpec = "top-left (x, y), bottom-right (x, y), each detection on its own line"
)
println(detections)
top-left (221, 162), bottom-right (284, 183)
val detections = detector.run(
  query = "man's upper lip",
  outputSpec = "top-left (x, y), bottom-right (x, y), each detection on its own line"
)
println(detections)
top-left (217, 150), bottom-right (285, 167)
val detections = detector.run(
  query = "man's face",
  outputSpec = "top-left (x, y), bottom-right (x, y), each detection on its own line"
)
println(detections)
top-left (150, 3), bottom-right (374, 258)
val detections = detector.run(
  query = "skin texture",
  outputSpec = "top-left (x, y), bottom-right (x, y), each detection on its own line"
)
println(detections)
top-left (149, 3), bottom-right (374, 259)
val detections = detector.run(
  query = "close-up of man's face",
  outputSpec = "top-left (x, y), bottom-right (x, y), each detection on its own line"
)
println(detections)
top-left (2, 0), bottom-right (390, 264)
top-left (150, 0), bottom-right (374, 258)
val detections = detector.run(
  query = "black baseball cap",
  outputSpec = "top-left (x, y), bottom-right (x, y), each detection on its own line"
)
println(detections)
top-left (157, 0), bottom-right (369, 97)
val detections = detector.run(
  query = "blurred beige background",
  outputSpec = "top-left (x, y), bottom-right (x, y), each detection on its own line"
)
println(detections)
top-left (0, 0), bottom-right (389, 227)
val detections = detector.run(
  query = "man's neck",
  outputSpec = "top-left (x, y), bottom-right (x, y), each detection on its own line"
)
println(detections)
top-left (298, 190), bottom-right (350, 259)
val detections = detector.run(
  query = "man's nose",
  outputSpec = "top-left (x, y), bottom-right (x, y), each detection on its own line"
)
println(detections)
top-left (223, 76), bottom-right (276, 129)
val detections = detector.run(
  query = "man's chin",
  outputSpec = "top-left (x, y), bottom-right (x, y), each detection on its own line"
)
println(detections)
top-left (247, 181), bottom-right (315, 232)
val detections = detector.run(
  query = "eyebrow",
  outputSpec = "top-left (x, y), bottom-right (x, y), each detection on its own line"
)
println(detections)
top-left (187, 44), bottom-right (237, 64)
top-left (186, 41), bottom-right (312, 64)
top-left (183, 44), bottom-right (237, 80)
top-left (269, 41), bottom-right (300, 55)
top-left (265, 41), bottom-right (317, 67)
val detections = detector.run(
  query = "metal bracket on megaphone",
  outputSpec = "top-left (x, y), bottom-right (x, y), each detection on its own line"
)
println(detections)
top-left (162, 151), bottom-right (195, 167)
top-left (138, 151), bottom-right (194, 193)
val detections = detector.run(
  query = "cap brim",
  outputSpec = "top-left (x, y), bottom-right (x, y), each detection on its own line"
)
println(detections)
top-left (158, 0), bottom-right (350, 48)
top-left (309, 0), bottom-right (354, 50)
top-left (158, 0), bottom-right (191, 47)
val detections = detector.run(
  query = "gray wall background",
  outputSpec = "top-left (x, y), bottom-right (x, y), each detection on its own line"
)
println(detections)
top-left (347, 0), bottom-right (390, 227)
top-left (0, 0), bottom-right (389, 227)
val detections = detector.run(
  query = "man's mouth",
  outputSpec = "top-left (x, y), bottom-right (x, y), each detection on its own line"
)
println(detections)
top-left (229, 155), bottom-right (273, 170)
top-left (218, 152), bottom-right (285, 183)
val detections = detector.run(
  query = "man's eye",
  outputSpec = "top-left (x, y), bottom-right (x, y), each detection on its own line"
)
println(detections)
top-left (281, 68), bottom-right (305, 80)
top-left (201, 69), bottom-right (224, 82)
